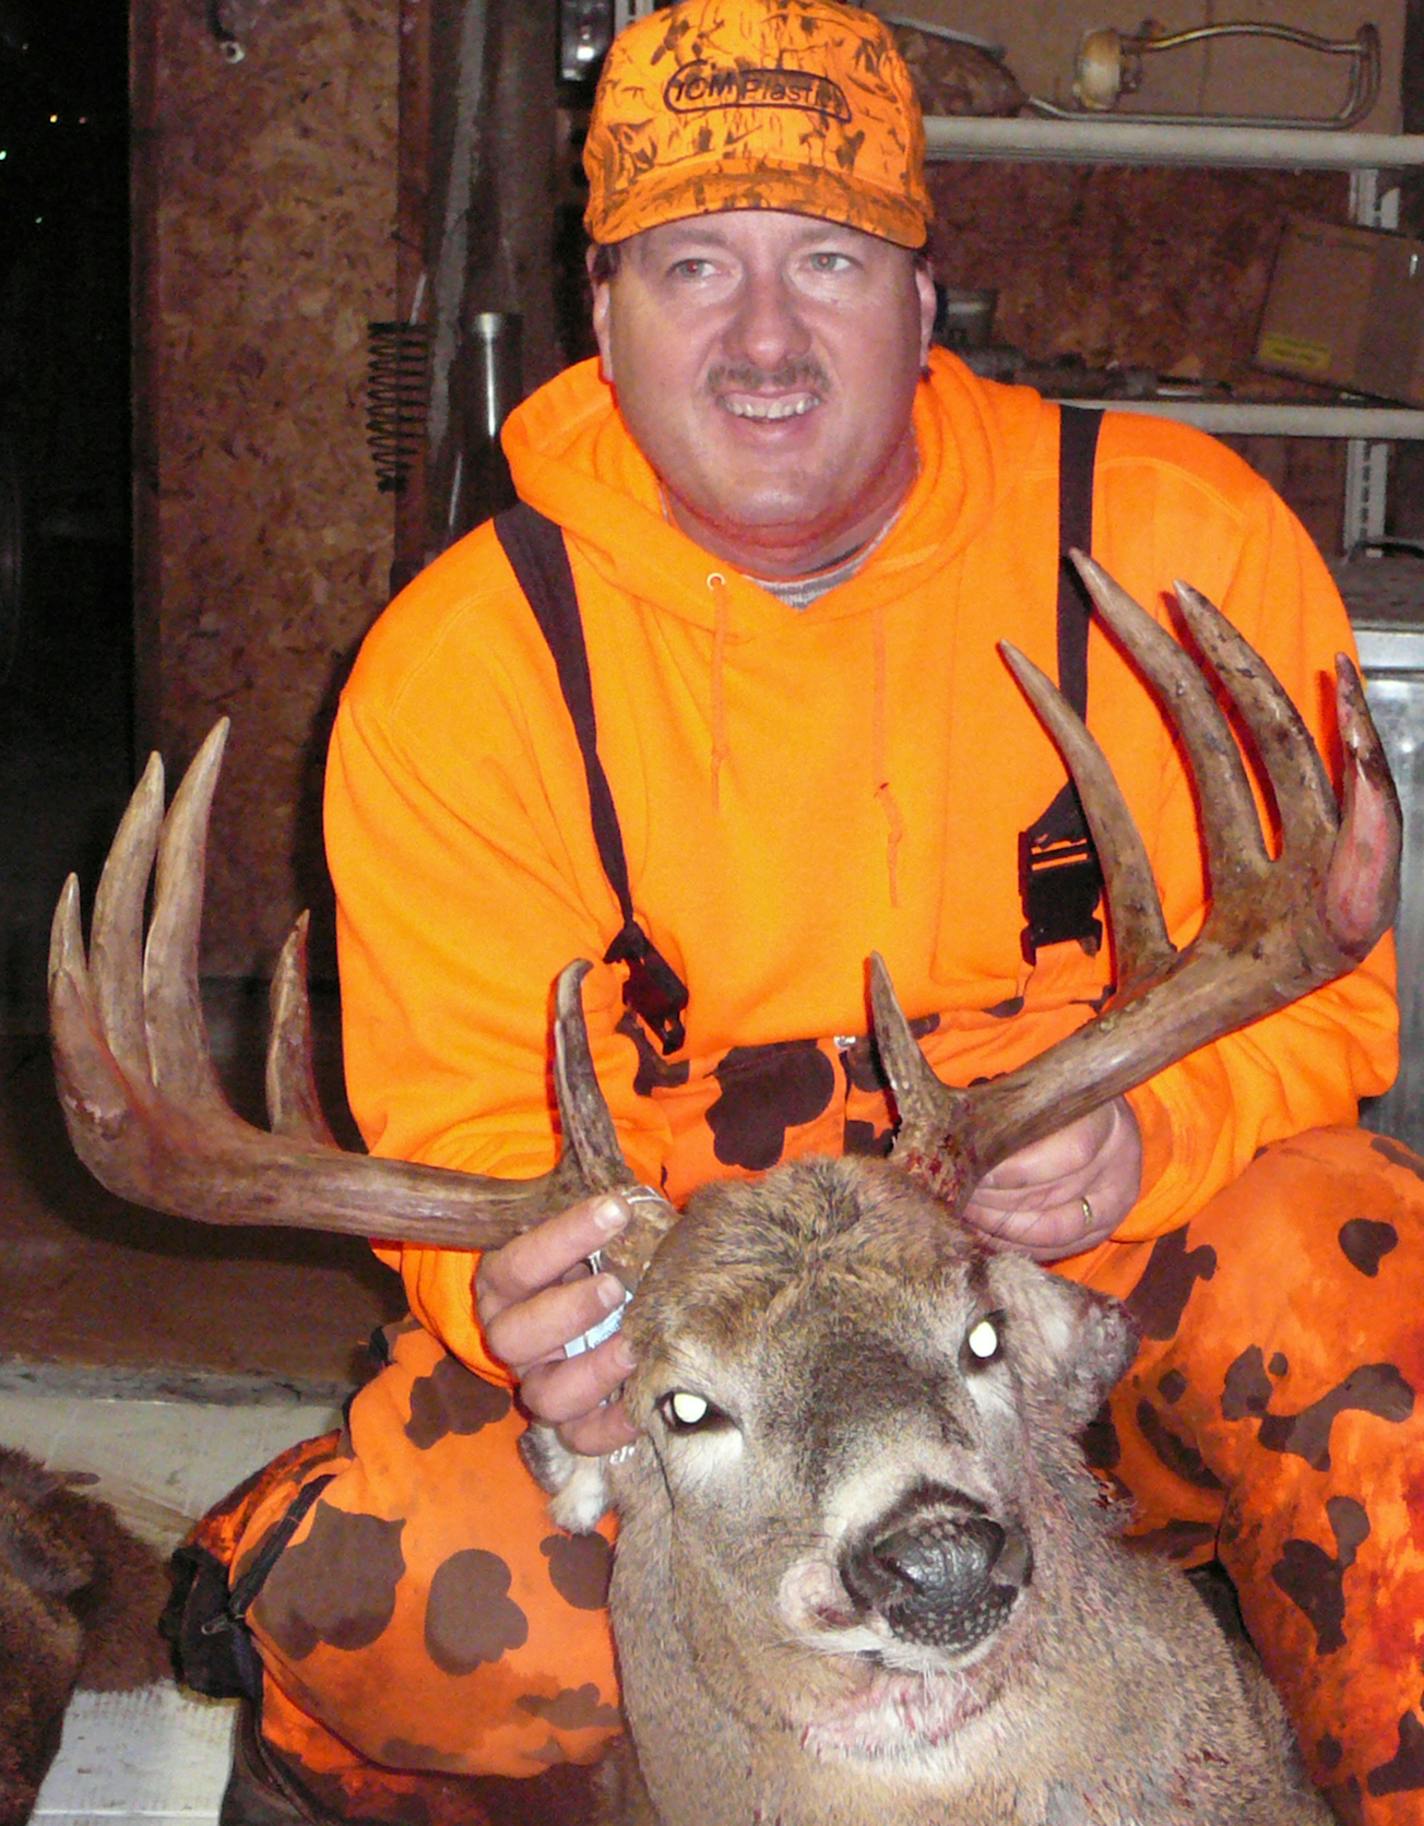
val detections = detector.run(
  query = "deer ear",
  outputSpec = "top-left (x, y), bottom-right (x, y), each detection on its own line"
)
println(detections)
top-left (990, 1253), bottom-right (1139, 1427)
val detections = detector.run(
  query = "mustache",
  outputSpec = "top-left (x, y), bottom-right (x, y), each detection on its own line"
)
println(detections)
top-left (705, 359), bottom-right (830, 396)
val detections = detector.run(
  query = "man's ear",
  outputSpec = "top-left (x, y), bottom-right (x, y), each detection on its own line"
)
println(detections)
top-left (914, 257), bottom-right (937, 370)
top-left (588, 247), bottom-right (615, 385)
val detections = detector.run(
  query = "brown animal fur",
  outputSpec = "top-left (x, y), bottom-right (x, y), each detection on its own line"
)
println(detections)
top-left (0, 1446), bottom-right (171, 1826)
top-left (532, 1159), bottom-right (1331, 1826)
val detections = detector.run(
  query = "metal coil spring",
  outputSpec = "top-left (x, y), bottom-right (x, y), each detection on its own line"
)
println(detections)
top-left (365, 322), bottom-right (431, 494)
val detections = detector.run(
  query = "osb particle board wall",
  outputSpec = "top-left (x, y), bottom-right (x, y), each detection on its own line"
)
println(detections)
top-left (132, 0), bottom-right (397, 980)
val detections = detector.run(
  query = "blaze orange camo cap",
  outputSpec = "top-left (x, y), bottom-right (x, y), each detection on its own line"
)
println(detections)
top-left (584, 0), bottom-right (931, 251)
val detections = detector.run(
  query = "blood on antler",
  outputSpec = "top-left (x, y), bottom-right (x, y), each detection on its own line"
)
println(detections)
top-left (870, 553), bottom-right (1401, 1212)
top-left (48, 559), bottom-right (1401, 1283)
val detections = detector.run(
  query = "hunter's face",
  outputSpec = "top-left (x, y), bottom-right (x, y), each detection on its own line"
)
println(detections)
top-left (590, 210), bottom-right (935, 577)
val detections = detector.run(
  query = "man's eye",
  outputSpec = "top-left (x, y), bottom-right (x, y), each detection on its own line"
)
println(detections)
top-left (657, 1390), bottom-right (725, 1432)
top-left (669, 257), bottom-right (714, 280)
top-left (807, 250), bottom-right (854, 273)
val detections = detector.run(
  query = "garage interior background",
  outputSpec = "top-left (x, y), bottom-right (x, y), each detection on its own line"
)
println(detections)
top-left (4, 0), bottom-right (1424, 1105)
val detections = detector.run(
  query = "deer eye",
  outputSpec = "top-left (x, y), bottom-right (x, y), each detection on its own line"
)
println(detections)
top-left (657, 1390), bottom-right (726, 1433)
top-left (963, 1312), bottom-right (1006, 1369)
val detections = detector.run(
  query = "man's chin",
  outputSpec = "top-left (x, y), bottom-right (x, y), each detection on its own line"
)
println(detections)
top-left (665, 488), bottom-right (860, 575)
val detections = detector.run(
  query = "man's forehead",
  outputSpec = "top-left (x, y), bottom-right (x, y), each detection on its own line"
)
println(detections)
top-left (627, 211), bottom-right (889, 255)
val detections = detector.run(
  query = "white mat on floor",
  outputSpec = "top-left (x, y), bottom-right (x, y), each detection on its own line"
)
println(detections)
top-left (34, 1686), bottom-right (238, 1826)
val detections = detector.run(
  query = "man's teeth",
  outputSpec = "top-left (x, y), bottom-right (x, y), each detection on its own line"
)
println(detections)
top-left (721, 395), bottom-right (819, 420)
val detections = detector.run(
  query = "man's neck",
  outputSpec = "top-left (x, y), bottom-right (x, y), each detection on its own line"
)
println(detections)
top-left (660, 447), bottom-right (919, 580)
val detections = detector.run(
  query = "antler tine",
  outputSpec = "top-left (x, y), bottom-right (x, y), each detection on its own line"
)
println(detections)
top-left (997, 643), bottom-right (1173, 987)
top-left (266, 912), bottom-right (338, 1145)
top-left (144, 720), bottom-right (232, 1112)
top-left (49, 872), bottom-right (129, 1147)
top-left (1172, 577), bottom-right (1338, 849)
top-left (554, 960), bottom-right (676, 1292)
top-left (50, 720), bottom-right (641, 1254)
top-left (554, 961), bottom-right (634, 1193)
top-left (869, 953), bottom-right (975, 1192)
top-left (88, 751), bottom-right (165, 1089)
top-left (882, 566), bottom-right (1401, 1214)
top-left (868, 953), bottom-right (967, 1131)
top-left (1071, 555), bottom-right (1276, 894)
top-left (1328, 654), bottom-right (1403, 953)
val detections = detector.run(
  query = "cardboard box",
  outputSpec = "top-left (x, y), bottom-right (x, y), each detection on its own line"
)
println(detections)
top-left (1255, 216), bottom-right (1424, 405)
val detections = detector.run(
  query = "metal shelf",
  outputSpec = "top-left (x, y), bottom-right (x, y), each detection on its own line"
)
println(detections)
top-left (924, 117), bottom-right (1424, 170)
top-left (1053, 399), bottom-right (1424, 438)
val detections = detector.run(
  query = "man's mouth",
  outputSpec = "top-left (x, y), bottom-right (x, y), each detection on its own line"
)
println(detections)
top-left (718, 392), bottom-right (821, 421)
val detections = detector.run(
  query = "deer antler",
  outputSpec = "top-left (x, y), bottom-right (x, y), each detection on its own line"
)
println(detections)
top-left (870, 555), bottom-right (1401, 1211)
top-left (48, 720), bottom-right (672, 1286)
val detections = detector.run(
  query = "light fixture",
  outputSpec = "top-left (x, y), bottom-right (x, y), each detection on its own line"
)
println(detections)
top-left (1028, 18), bottom-right (1380, 130)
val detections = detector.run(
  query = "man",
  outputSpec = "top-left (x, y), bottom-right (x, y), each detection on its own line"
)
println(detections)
top-left (181, 4), bottom-right (1422, 1823)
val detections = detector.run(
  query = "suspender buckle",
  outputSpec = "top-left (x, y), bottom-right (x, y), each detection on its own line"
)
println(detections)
top-left (1018, 829), bottom-right (1104, 965)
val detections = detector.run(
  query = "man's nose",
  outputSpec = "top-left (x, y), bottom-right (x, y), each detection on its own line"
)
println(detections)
top-left (723, 270), bottom-right (811, 371)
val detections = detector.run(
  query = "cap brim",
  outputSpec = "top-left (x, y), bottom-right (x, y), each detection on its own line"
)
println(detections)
top-left (586, 162), bottom-right (929, 252)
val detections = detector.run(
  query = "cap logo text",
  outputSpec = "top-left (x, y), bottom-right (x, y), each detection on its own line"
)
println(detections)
top-left (664, 61), bottom-right (853, 123)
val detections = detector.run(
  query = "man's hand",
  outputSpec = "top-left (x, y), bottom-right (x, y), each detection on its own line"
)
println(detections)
top-left (959, 1096), bottom-right (1142, 1261)
top-left (476, 1193), bottom-right (641, 1458)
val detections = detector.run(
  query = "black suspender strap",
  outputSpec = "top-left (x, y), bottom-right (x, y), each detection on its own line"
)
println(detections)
top-left (493, 502), bottom-right (689, 1053)
top-left (1017, 406), bottom-right (1106, 964)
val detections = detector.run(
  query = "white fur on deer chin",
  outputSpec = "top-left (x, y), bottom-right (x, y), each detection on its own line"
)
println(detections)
top-left (797, 1661), bottom-right (998, 1762)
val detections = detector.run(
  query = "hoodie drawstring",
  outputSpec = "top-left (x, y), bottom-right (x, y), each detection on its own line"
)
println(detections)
top-left (871, 598), bottom-right (904, 908)
top-left (707, 572), bottom-right (731, 809)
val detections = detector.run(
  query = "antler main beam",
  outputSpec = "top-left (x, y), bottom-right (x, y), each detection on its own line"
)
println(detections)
top-left (874, 556), bottom-right (1401, 1210)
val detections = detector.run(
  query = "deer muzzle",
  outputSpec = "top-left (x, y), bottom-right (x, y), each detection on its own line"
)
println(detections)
top-left (841, 1495), bottom-right (1033, 1654)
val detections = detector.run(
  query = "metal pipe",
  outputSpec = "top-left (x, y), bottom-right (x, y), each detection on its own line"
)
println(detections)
top-left (469, 311), bottom-right (522, 445)
top-left (1064, 400), bottom-right (1424, 439)
top-left (923, 117), bottom-right (1424, 170)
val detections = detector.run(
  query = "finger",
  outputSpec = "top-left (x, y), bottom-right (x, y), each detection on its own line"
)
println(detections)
top-left (964, 1204), bottom-right (1085, 1260)
top-left (522, 1333), bottom-right (637, 1428)
top-left (977, 1100), bottom-right (1126, 1192)
top-left (477, 1192), bottom-right (631, 1319)
top-left (484, 1270), bottom-right (628, 1374)
top-left (977, 1120), bottom-right (1108, 1190)
top-left (559, 1397), bottom-right (640, 1460)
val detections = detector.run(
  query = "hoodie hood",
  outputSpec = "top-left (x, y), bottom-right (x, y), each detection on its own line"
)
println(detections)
top-left (501, 348), bottom-right (1049, 634)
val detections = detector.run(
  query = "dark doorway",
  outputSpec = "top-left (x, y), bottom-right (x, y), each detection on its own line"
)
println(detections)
top-left (1, 0), bottom-right (133, 1028)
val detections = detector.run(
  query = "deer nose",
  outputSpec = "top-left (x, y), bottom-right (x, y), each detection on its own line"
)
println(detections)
top-left (841, 1512), bottom-right (1033, 1652)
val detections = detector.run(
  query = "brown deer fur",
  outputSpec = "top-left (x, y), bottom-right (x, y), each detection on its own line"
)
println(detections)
top-left (0, 1446), bottom-right (171, 1826)
top-left (544, 1158), bottom-right (1333, 1826)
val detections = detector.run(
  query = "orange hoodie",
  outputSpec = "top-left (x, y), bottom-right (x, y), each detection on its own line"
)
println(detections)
top-left (325, 350), bottom-right (1398, 1380)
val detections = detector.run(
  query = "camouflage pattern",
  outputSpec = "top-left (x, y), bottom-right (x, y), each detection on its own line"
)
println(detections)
top-left (583, 0), bottom-right (931, 249)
